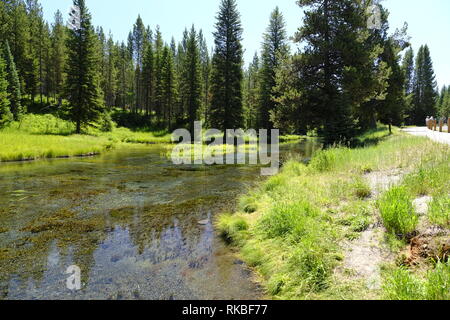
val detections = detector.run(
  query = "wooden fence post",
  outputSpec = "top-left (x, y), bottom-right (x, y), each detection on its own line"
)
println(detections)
top-left (439, 119), bottom-right (443, 132)
top-left (448, 118), bottom-right (450, 133)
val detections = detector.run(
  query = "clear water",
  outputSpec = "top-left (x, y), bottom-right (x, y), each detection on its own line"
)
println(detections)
top-left (0, 140), bottom-right (320, 300)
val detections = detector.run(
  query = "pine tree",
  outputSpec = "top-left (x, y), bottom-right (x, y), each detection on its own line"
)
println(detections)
top-left (294, 0), bottom-right (387, 145)
top-left (0, 54), bottom-right (12, 127)
top-left (402, 48), bottom-right (414, 95)
top-left (50, 10), bottom-right (66, 102)
top-left (154, 26), bottom-right (164, 123)
top-left (161, 45), bottom-right (177, 129)
top-left (65, 0), bottom-right (105, 133)
top-left (378, 37), bottom-right (408, 133)
top-left (243, 53), bottom-right (260, 129)
top-left (209, 0), bottom-right (244, 136)
top-left (183, 26), bottom-right (202, 138)
top-left (24, 0), bottom-right (42, 101)
top-left (3, 40), bottom-right (24, 120)
top-left (142, 36), bottom-right (154, 117)
top-left (258, 7), bottom-right (289, 130)
top-left (438, 86), bottom-right (450, 118)
top-left (105, 34), bottom-right (118, 108)
top-left (411, 45), bottom-right (437, 125)
top-left (198, 30), bottom-right (211, 125)
top-left (6, 0), bottom-right (31, 100)
top-left (117, 41), bottom-right (134, 110)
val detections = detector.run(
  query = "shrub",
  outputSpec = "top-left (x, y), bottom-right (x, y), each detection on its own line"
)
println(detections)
top-left (378, 186), bottom-right (418, 236)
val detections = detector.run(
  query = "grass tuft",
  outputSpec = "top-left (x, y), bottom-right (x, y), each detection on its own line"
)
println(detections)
top-left (378, 186), bottom-right (418, 237)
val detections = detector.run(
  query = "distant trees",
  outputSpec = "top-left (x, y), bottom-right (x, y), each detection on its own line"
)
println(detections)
top-left (182, 26), bottom-right (202, 138)
top-left (243, 53), bottom-right (259, 129)
top-left (3, 40), bottom-right (24, 120)
top-left (65, 0), bottom-right (104, 133)
top-left (0, 53), bottom-right (12, 127)
top-left (410, 45), bottom-right (438, 125)
top-left (209, 0), bottom-right (244, 136)
top-left (280, 0), bottom-right (389, 145)
top-left (0, 0), bottom-right (446, 138)
top-left (437, 86), bottom-right (450, 118)
top-left (49, 10), bottom-right (67, 102)
top-left (258, 7), bottom-right (289, 130)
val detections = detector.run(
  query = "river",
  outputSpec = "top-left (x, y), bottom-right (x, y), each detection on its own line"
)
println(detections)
top-left (0, 140), bottom-right (320, 300)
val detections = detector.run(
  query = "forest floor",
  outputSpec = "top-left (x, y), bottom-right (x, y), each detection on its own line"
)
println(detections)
top-left (218, 126), bottom-right (450, 300)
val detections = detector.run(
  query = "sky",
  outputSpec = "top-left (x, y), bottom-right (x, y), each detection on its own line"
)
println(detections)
top-left (41, 0), bottom-right (450, 88)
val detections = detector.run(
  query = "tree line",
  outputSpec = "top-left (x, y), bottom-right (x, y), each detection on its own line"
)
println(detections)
top-left (0, 0), bottom-right (446, 144)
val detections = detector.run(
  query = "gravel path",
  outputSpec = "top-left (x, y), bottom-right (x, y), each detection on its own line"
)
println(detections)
top-left (403, 126), bottom-right (450, 145)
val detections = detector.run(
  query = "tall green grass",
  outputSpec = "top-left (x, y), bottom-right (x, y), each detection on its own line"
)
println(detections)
top-left (377, 186), bottom-right (418, 237)
top-left (383, 261), bottom-right (450, 300)
top-left (217, 126), bottom-right (449, 300)
top-left (428, 195), bottom-right (450, 227)
top-left (0, 114), bottom-right (173, 162)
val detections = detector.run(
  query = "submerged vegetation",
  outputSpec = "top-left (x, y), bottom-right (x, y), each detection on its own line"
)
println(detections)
top-left (217, 126), bottom-right (450, 300)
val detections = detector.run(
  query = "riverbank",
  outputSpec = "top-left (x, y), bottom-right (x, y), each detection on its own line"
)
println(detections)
top-left (0, 114), bottom-right (305, 163)
top-left (0, 114), bottom-right (171, 162)
top-left (218, 126), bottom-right (450, 300)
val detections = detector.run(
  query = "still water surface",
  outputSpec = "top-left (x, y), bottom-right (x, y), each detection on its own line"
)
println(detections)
top-left (0, 140), bottom-right (320, 300)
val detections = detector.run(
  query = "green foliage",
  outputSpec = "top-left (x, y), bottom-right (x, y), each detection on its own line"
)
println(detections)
top-left (216, 214), bottom-right (248, 245)
top-left (378, 186), bottom-right (418, 236)
top-left (65, 0), bottom-right (105, 133)
top-left (3, 40), bottom-right (24, 120)
top-left (182, 26), bottom-right (202, 136)
top-left (428, 195), bottom-right (450, 227)
top-left (290, 0), bottom-right (388, 145)
top-left (351, 177), bottom-right (372, 199)
top-left (383, 262), bottom-right (450, 300)
top-left (382, 267), bottom-right (425, 300)
top-left (0, 53), bottom-right (12, 127)
top-left (257, 201), bottom-right (322, 241)
top-left (258, 7), bottom-right (289, 130)
top-left (309, 149), bottom-right (338, 172)
top-left (410, 45), bottom-right (438, 125)
top-left (209, 0), bottom-right (244, 133)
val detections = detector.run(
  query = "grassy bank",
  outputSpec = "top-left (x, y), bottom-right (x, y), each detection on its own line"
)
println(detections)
top-left (217, 126), bottom-right (450, 300)
top-left (1, 113), bottom-right (304, 162)
top-left (0, 114), bottom-right (172, 162)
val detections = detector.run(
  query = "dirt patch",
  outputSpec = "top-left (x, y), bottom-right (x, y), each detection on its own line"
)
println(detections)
top-left (413, 196), bottom-right (433, 216)
top-left (365, 169), bottom-right (405, 196)
top-left (341, 226), bottom-right (393, 289)
top-left (404, 228), bottom-right (450, 266)
top-left (338, 169), bottom-right (406, 290)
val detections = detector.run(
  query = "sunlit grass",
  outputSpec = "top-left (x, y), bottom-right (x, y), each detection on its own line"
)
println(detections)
top-left (0, 132), bottom-right (113, 161)
top-left (217, 126), bottom-right (450, 300)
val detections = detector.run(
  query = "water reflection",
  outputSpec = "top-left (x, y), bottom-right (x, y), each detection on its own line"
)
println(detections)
top-left (0, 140), bottom-right (320, 300)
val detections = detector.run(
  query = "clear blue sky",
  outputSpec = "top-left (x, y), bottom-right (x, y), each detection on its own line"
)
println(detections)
top-left (41, 0), bottom-right (450, 88)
